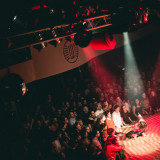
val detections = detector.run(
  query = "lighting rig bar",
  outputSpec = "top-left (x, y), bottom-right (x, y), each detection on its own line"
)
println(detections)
top-left (2, 14), bottom-right (112, 53)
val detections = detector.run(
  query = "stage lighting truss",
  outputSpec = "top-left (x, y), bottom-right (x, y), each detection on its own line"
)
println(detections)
top-left (1, 14), bottom-right (112, 53)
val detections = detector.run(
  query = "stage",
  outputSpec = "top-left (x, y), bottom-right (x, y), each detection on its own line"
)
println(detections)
top-left (122, 113), bottom-right (160, 160)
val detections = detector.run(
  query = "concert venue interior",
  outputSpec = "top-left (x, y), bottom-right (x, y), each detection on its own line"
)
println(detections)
top-left (0, 0), bottom-right (160, 160)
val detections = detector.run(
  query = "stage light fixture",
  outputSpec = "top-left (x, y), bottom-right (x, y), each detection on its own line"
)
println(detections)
top-left (13, 15), bottom-right (17, 21)
top-left (56, 38), bottom-right (61, 44)
top-left (38, 33), bottom-right (43, 40)
top-left (41, 42), bottom-right (46, 48)
top-left (51, 29), bottom-right (57, 37)
top-left (74, 31), bottom-right (92, 48)
top-left (65, 35), bottom-right (74, 42)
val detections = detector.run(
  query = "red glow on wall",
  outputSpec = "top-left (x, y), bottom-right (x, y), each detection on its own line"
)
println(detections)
top-left (32, 4), bottom-right (48, 10)
top-left (82, 48), bottom-right (112, 86)
top-left (32, 5), bottom-right (41, 10)
top-left (90, 58), bottom-right (113, 87)
top-left (90, 34), bottom-right (116, 50)
top-left (43, 4), bottom-right (48, 8)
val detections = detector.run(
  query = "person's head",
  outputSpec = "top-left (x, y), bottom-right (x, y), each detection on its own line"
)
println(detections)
top-left (108, 104), bottom-right (112, 110)
top-left (102, 129), bottom-right (108, 139)
top-left (99, 118), bottom-right (104, 124)
top-left (51, 106), bottom-right (56, 112)
top-left (124, 102), bottom-right (129, 108)
top-left (86, 126), bottom-right (90, 133)
top-left (76, 123), bottom-right (82, 131)
top-left (107, 128), bottom-right (114, 136)
top-left (93, 129), bottom-right (100, 138)
top-left (116, 96), bottom-right (122, 103)
top-left (100, 92), bottom-right (104, 98)
top-left (97, 102), bottom-right (102, 110)
top-left (77, 119), bottom-right (83, 126)
top-left (103, 101), bottom-right (108, 111)
top-left (69, 111), bottom-right (75, 118)
top-left (83, 106), bottom-right (89, 114)
top-left (114, 105), bottom-right (120, 113)
top-left (104, 110), bottom-right (111, 118)
top-left (83, 99), bottom-right (87, 105)
top-left (122, 105), bottom-right (127, 113)
top-left (53, 117), bottom-right (58, 123)
top-left (77, 134), bottom-right (81, 141)
top-left (66, 101), bottom-right (70, 108)
top-left (135, 98), bottom-right (140, 105)
top-left (151, 90), bottom-right (156, 96)
top-left (90, 110), bottom-right (95, 117)
top-left (57, 109), bottom-right (62, 116)
top-left (73, 101), bottom-right (77, 107)
top-left (57, 131), bottom-right (62, 139)
top-left (142, 93), bottom-right (146, 99)
top-left (78, 101), bottom-right (82, 107)
top-left (109, 96), bottom-right (114, 102)
top-left (64, 117), bottom-right (69, 124)
top-left (37, 120), bottom-right (41, 126)
top-left (133, 87), bottom-right (138, 94)
top-left (138, 121), bottom-right (147, 129)
top-left (62, 123), bottom-right (67, 131)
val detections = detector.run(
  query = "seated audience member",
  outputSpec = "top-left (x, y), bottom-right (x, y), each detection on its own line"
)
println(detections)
top-left (95, 102), bottom-right (104, 118)
top-left (105, 110), bottom-right (116, 133)
top-left (69, 111), bottom-right (76, 126)
top-left (103, 101), bottom-right (109, 112)
top-left (82, 106), bottom-right (89, 125)
top-left (52, 131), bottom-right (65, 159)
top-left (116, 96), bottom-right (123, 108)
top-left (96, 118), bottom-right (107, 133)
top-left (88, 111), bottom-right (97, 125)
top-left (103, 128), bottom-right (125, 160)
top-left (124, 101), bottom-right (131, 113)
top-left (131, 98), bottom-right (143, 120)
top-left (112, 105), bottom-right (123, 133)
top-left (121, 105), bottom-right (134, 125)
top-left (141, 92), bottom-right (151, 115)
top-left (102, 129), bottom-right (108, 146)
top-left (149, 90), bottom-right (159, 114)
top-left (91, 129), bottom-right (103, 160)
top-left (126, 114), bottom-right (147, 139)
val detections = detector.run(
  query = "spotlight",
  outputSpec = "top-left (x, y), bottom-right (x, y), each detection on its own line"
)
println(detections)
top-left (13, 15), bottom-right (17, 21)
top-left (74, 31), bottom-right (92, 48)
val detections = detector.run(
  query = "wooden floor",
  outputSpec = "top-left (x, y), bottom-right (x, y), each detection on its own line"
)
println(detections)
top-left (122, 113), bottom-right (160, 160)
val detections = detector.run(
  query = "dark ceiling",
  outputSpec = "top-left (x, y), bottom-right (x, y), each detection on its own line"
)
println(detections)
top-left (0, 0), bottom-right (160, 34)
top-left (0, 0), bottom-right (160, 69)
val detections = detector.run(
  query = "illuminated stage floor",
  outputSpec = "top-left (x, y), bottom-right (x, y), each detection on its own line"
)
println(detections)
top-left (123, 112), bottom-right (160, 160)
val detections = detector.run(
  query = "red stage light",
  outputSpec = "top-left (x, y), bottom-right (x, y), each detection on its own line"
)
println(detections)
top-left (90, 34), bottom-right (116, 50)
top-left (32, 5), bottom-right (41, 10)
top-left (43, 4), bottom-right (48, 8)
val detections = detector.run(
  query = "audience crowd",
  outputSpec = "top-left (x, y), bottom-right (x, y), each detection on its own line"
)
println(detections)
top-left (1, 63), bottom-right (160, 160)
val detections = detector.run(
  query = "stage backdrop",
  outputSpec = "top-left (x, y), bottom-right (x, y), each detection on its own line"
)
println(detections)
top-left (0, 22), bottom-right (159, 83)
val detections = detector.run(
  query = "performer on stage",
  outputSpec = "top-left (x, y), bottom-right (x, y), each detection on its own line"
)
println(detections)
top-left (126, 114), bottom-right (147, 139)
